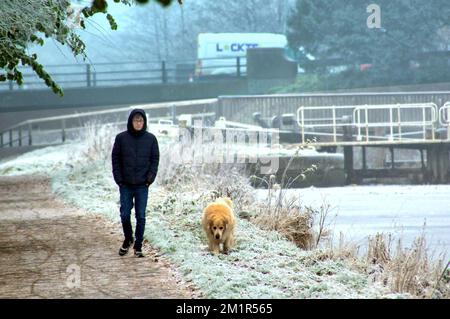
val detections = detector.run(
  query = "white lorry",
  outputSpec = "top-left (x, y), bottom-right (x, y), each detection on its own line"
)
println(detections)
top-left (195, 33), bottom-right (288, 78)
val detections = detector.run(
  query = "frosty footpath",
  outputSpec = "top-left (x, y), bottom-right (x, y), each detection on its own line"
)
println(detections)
top-left (0, 174), bottom-right (196, 298)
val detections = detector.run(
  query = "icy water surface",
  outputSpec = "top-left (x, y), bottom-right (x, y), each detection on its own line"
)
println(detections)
top-left (256, 185), bottom-right (450, 258)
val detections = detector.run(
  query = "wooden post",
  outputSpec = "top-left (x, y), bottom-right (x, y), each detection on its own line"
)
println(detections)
top-left (438, 145), bottom-right (450, 183)
top-left (362, 146), bottom-right (367, 171)
top-left (390, 146), bottom-right (394, 170)
top-left (62, 119), bottom-right (66, 143)
top-left (344, 145), bottom-right (354, 185)
top-left (420, 149), bottom-right (425, 170)
top-left (161, 61), bottom-right (167, 83)
top-left (426, 145), bottom-right (442, 183)
top-left (342, 115), bottom-right (354, 184)
top-left (28, 123), bottom-right (32, 146)
top-left (86, 64), bottom-right (91, 87)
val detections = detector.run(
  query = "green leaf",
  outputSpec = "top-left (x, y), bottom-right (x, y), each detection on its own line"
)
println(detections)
top-left (92, 0), bottom-right (108, 12)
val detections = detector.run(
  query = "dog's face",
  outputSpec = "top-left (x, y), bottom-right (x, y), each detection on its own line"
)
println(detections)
top-left (209, 219), bottom-right (227, 240)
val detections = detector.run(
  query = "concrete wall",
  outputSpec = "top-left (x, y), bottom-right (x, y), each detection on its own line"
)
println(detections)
top-left (218, 92), bottom-right (450, 124)
top-left (320, 82), bottom-right (450, 93)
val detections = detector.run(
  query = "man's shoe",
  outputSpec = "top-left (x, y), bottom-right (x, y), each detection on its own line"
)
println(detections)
top-left (119, 238), bottom-right (134, 256)
top-left (134, 249), bottom-right (144, 258)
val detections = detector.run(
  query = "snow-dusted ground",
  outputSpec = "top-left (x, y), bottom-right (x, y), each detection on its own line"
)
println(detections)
top-left (3, 143), bottom-right (446, 257)
top-left (256, 185), bottom-right (450, 258)
top-left (2, 141), bottom-right (447, 298)
top-left (0, 143), bottom-right (86, 174)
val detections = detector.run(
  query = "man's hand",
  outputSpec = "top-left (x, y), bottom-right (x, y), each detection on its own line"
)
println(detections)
top-left (146, 173), bottom-right (156, 187)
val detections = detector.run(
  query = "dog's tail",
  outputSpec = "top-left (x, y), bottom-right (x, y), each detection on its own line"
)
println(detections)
top-left (218, 196), bottom-right (232, 208)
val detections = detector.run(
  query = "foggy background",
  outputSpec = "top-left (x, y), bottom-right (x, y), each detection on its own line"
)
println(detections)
top-left (31, 0), bottom-right (293, 65)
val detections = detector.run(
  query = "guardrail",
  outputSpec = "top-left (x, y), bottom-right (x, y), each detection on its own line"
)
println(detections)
top-left (296, 105), bottom-right (355, 143)
top-left (0, 109), bottom-right (129, 148)
top-left (439, 102), bottom-right (450, 140)
top-left (0, 58), bottom-right (247, 91)
top-left (5, 98), bottom-right (450, 149)
top-left (0, 99), bottom-right (218, 148)
top-left (353, 103), bottom-right (438, 142)
top-left (297, 102), bottom-right (448, 145)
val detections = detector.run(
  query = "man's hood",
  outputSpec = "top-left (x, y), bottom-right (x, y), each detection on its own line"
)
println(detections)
top-left (127, 108), bottom-right (147, 136)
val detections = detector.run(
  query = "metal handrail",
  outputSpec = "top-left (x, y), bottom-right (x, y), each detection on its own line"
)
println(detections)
top-left (439, 101), bottom-right (450, 140)
top-left (296, 103), bottom-right (442, 145)
top-left (0, 98), bottom-right (218, 148)
top-left (296, 105), bottom-right (356, 126)
top-left (352, 103), bottom-right (438, 142)
top-left (296, 105), bottom-right (356, 143)
top-left (439, 102), bottom-right (450, 125)
top-left (0, 58), bottom-right (247, 91)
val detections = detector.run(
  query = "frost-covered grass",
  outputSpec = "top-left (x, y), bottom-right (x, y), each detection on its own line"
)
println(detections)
top-left (0, 143), bottom-right (86, 175)
top-left (145, 193), bottom-right (399, 298)
top-left (0, 139), bottom-right (407, 299)
top-left (4, 123), bottom-right (448, 298)
top-left (51, 161), bottom-right (397, 298)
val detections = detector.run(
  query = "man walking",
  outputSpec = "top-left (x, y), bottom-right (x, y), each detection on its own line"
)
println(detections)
top-left (112, 109), bottom-right (159, 257)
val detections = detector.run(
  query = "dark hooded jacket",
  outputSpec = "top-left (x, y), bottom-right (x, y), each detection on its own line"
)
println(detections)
top-left (111, 109), bottom-right (160, 186)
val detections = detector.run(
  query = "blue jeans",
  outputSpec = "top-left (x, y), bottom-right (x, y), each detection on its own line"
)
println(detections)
top-left (119, 184), bottom-right (149, 251)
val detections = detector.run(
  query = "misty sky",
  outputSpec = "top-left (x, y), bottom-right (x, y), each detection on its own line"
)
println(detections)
top-left (30, 1), bottom-right (136, 65)
top-left (29, 0), bottom-right (294, 66)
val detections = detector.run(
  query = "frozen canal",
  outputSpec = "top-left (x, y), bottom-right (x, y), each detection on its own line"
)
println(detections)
top-left (255, 185), bottom-right (450, 258)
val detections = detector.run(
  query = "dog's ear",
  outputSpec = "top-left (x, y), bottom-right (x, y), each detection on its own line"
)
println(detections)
top-left (209, 222), bottom-right (214, 233)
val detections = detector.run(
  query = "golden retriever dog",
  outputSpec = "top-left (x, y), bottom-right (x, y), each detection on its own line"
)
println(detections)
top-left (201, 197), bottom-right (236, 254)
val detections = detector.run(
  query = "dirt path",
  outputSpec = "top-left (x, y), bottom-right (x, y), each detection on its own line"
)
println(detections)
top-left (0, 175), bottom-right (199, 299)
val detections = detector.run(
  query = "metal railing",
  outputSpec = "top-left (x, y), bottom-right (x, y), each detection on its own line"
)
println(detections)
top-left (297, 102), bottom-right (447, 145)
top-left (0, 58), bottom-right (247, 91)
top-left (439, 102), bottom-right (450, 140)
top-left (296, 105), bottom-right (355, 143)
top-left (353, 103), bottom-right (438, 142)
top-left (0, 110), bottom-right (125, 148)
top-left (0, 99), bottom-right (218, 148)
top-left (5, 98), bottom-right (450, 150)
